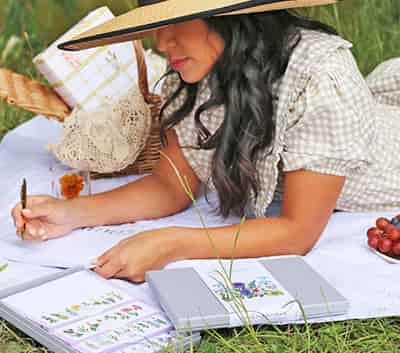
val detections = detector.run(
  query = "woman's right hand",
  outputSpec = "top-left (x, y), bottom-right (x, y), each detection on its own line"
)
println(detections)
top-left (11, 195), bottom-right (80, 241)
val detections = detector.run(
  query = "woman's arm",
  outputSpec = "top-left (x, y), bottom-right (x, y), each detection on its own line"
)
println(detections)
top-left (177, 169), bottom-right (345, 259)
top-left (72, 130), bottom-right (201, 228)
top-left (12, 130), bottom-right (201, 240)
top-left (94, 169), bottom-right (345, 281)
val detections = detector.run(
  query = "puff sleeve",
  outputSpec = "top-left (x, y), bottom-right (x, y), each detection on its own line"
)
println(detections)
top-left (281, 48), bottom-right (374, 176)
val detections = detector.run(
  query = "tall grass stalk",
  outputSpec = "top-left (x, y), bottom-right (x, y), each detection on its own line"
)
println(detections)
top-left (160, 150), bottom-right (311, 353)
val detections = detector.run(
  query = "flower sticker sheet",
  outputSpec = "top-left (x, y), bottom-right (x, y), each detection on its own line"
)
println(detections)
top-left (2, 271), bottom-right (132, 329)
top-left (2, 270), bottom-right (177, 353)
top-left (195, 259), bottom-right (298, 326)
top-left (54, 301), bottom-right (157, 341)
top-left (76, 312), bottom-right (173, 353)
top-left (115, 332), bottom-right (177, 353)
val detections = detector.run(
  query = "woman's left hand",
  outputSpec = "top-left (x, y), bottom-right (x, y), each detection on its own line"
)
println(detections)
top-left (93, 227), bottom-right (181, 282)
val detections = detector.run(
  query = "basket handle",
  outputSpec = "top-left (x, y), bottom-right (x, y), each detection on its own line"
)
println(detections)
top-left (133, 41), bottom-right (150, 101)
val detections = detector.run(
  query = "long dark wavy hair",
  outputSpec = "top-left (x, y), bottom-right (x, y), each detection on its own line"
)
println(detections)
top-left (160, 10), bottom-right (337, 217)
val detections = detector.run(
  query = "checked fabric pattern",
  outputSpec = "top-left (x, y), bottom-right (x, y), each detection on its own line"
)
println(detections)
top-left (160, 30), bottom-right (400, 215)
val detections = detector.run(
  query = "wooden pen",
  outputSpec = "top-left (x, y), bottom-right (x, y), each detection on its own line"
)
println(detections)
top-left (20, 178), bottom-right (27, 240)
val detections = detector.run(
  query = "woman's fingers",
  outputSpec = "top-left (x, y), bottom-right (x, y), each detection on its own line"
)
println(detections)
top-left (22, 202), bottom-right (52, 219)
top-left (21, 219), bottom-right (46, 241)
top-left (94, 247), bottom-right (144, 282)
top-left (94, 247), bottom-right (124, 279)
top-left (114, 267), bottom-right (145, 283)
top-left (11, 202), bottom-right (24, 230)
top-left (94, 258), bottom-right (123, 279)
top-left (40, 223), bottom-right (69, 240)
top-left (95, 248), bottom-right (115, 267)
top-left (12, 195), bottom-right (53, 237)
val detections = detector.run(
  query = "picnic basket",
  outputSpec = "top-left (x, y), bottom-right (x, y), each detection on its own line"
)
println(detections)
top-left (0, 40), bottom-right (162, 178)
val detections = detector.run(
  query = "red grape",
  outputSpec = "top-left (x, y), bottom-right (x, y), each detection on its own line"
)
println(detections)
top-left (368, 235), bottom-right (380, 249)
top-left (378, 238), bottom-right (392, 253)
top-left (383, 223), bottom-right (396, 234)
top-left (387, 227), bottom-right (400, 242)
top-left (392, 242), bottom-right (400, 256)
top-left (367, 227), bottom-right (383, 238)
top-left (367, 227), bottom-right (382, 238)
top-left (376, 217), bottom-right (390, 230)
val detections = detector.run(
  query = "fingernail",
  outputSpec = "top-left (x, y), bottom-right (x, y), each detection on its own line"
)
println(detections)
top-left (22, 209), bottom-right (31, 215)
top-left (42, 236), bottom-right (48, 241)
top-left (38, 228), bottom-right (45, 236)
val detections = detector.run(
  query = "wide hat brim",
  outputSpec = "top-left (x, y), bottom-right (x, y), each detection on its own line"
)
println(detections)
top-left (59, 0), bottom-right (338, 51)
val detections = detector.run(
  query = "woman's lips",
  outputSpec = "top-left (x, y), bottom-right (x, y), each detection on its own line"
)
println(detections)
top-left (170, 57), bottom-right (189, 71)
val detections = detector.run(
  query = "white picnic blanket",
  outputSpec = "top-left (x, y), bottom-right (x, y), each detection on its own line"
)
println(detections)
top-left (1, 116), bottom-right (400, 324)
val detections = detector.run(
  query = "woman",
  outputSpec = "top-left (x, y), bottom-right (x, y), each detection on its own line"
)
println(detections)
top-left (11, 0), bottom-right (400, 282)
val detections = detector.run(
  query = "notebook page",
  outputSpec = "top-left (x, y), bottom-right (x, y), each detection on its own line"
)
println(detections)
top-left (0, 222), bottom-right (150, 268)
top-left (0, 192), bottom-right (239, 269)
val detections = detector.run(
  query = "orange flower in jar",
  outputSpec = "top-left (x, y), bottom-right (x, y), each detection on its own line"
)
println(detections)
top-left (59, 173), bottom-right (84, 199)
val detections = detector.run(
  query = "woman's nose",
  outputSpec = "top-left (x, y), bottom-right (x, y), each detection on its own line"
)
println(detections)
top-left (155, 26), bottom-right (176, 53)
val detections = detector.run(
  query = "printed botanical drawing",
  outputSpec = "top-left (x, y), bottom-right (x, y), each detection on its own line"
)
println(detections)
top-left (41, 291), bottom-right (124, 325)
top-left (212, 275), bottom-right (285, 302)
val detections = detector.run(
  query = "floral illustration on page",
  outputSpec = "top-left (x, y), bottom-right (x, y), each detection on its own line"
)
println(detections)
top-left (79, 313), bottom-right (172, 352)
top-left (59, 303), bottom-right (147, 340)
top-left (41, 291), bottom-right (125, 325)
top-left (212, 276), bottom-right (285, 302)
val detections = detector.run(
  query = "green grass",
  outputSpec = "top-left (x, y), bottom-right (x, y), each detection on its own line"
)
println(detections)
top-left (1, 0), bottom-right (400, 352)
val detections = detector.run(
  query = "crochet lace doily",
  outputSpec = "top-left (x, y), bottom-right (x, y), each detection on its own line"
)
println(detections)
top-left (48, 84), bottom-right (152, 173)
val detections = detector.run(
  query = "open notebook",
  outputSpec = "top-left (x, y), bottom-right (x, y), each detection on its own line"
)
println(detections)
top-left (0, 266), bottom-right (200, 353)
top-left (146, 256), bottom-right (349, 331)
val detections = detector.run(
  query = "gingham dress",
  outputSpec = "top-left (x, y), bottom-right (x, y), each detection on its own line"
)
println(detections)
top-left (161, 30), bottom-right (400, 217)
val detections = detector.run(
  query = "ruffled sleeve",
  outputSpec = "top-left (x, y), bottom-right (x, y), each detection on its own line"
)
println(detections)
top-left (281, 48), bottom-right (374, 176)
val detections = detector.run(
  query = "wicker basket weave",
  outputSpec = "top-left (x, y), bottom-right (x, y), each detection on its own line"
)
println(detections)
top-left (91, 41), bottom-right (162, 178)
top-left (0, 40), bottom-right (162, 177)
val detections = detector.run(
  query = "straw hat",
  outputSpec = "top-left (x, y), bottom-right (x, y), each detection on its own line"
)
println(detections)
top-left (59, 0), bottom-right (338, 51)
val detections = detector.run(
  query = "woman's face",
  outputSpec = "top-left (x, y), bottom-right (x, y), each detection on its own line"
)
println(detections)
top-left (155, 19), bottom-right (225, 83)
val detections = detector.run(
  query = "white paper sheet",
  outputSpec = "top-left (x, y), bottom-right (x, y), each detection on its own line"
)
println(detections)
top-left (0, 192), bottom-right (238, 268)
top-left (0, 255), bottom-right (61, 295)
